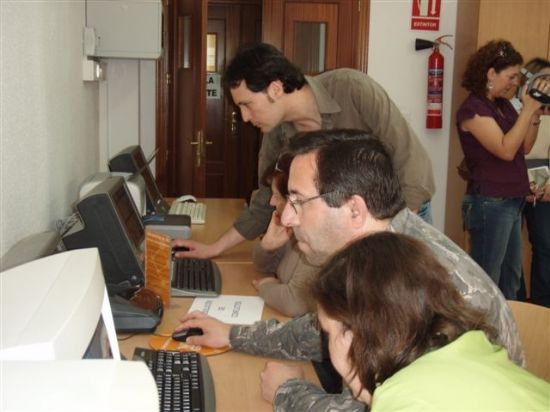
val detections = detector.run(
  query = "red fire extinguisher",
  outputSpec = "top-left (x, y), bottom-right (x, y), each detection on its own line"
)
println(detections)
top-left (415, 35), bottom-right (453, 129)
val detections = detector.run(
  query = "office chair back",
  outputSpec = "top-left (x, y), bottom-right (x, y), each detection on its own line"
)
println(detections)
top-left (507, 300), bottom-right (550, 381)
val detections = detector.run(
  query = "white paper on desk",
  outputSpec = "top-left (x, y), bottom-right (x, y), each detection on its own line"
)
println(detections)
top-left (188, 295), bottom-right (264, 325)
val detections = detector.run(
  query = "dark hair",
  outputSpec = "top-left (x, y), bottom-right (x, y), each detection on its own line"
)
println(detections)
top-left (461, 40), bottom-right (523, 95)
top-left (313, 232), bottom-right (495, 395)
top-left (260, 154), bottom-right (291, 197)
top-left (520, 57), bottom-right (550, 87)
top-left (286, 129), bottom-right (405, 219)
top-left (223, 43), bottom-right (306, 93)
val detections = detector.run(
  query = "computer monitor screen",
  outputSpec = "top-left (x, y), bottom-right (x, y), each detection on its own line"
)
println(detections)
top-left (83, 305), bottom-right (116, 359)
top-left (62, 177), bottom-right (145, 287)
top-left (132, 147), bottom-right (166, 211)
top-left (109, 145), bottom-right (169, 214)
top-left (78, 171), bottom-right (147, 216)
top-left (0, 248), bottom-right (120, 360)
top-left (112, 180), bottom-right (144, 250)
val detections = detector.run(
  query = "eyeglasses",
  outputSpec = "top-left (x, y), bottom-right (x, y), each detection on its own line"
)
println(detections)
top-left (285, 191), bottom-right (338, 214)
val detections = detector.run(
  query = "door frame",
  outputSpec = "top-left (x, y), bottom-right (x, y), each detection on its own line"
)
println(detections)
top-left (156, 0), bottom-right (371, 196)
top-left (156, 0), bottom-right (207, 197)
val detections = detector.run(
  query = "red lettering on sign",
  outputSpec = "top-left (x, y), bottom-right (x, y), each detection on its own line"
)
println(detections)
top-left (411, 0), bottom-right (441, 31)
top-left (411, 18), bottom-right (440, 31)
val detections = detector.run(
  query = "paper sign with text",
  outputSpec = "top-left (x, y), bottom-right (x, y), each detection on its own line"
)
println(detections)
top-left (206, 73), bottom-right (221, 99)
top-left (188, 295), bottom-right (264, 325)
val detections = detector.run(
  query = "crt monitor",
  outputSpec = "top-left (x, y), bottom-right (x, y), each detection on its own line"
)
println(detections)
top-left (109, 145), bottom-right (170, 215)
top-left (79, 171), bottom-right (148, 217)
top-left (62, 176), bottom-right (145, 287)
top-left (0, 248), bottom-right (120, 360)
top-left (2, 360), bottom-right (158, 411)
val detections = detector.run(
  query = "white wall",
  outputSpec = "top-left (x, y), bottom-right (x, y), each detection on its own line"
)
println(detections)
top-left (98, 59), bottom-right (157, 174)
top-left (0, 1), bottom-right (99, 259)
top-left (368, 0), bottom-right (458, 230)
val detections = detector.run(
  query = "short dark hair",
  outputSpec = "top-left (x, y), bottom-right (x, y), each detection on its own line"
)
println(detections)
top-left (223, 43), bottom-right (306, 93)
top-left (461, 40), bottom-right (523, 95)
top-left (313, 232), bottom-right (495, 395)
top-left (260, 154), bottom-right (291, 197)
top-left (286, 129), bottom-right (405, 220)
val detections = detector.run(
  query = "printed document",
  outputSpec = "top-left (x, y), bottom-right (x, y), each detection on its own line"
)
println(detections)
top-left (188, 295), bottom-right (264, 325)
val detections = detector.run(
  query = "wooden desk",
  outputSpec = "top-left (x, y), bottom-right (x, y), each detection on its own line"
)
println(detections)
top-left (178, 198), bottom-right (258, 264)
top-left (119, 262), bottom-right (320, 411)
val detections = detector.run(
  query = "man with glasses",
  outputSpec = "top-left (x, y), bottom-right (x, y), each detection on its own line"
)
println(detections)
top-left (176, 130), bottom-right (524, 411)
top-left (172, 42), bottom-right (435, 260)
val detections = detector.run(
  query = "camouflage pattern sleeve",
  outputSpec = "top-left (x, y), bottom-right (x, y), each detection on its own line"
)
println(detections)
top-left (274, 380), bottom-right (366, 412)
top-left (229, 313), bottom-right (324, 361)
top-left (390, 209), bottom-right (526, 367)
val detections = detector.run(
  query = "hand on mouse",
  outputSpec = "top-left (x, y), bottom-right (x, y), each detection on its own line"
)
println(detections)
top-left (174, 311), bottom-right (231, 348)
top-left (172, 327), bottom-right (204, 342)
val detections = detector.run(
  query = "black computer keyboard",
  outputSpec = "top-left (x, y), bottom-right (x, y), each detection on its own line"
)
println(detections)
top-left (133, 347), bottom-right (216, 412)
top-left (171, 258), bottom-right (222, 297)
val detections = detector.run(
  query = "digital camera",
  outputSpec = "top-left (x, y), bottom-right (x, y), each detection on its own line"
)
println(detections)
top-left (522, 68), bottom-right (550, 106)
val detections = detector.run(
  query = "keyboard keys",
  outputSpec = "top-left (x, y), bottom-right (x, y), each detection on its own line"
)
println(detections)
top-left (171, 258), bottom-right (221, 297)
top-left (169, 202), bottom-right (207, 224)
top-left (133, 348), bottom-right (216, 412)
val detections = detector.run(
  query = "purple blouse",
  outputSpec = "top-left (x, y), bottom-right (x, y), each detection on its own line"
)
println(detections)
top-left (456, 93), bottom-right (529, 197)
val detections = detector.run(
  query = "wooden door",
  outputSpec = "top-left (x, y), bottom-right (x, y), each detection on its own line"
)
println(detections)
top-left (157, 0), bottom-right (261, 199)
top-left (262, 0), bottom-right (369, 73)
top-left (157, 0), bottom-right (367, 198)
top-left (205, 2), bottom-right (262, 198)
top-left (156, 0), bottom-right (207, 197)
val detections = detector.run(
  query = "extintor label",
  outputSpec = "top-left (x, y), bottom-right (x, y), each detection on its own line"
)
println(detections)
top-left (427, 69), bottom-right (443, 114)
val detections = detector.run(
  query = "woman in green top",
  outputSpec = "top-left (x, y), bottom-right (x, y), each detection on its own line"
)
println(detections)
top-left (313, 232), bottom-right (549, 411)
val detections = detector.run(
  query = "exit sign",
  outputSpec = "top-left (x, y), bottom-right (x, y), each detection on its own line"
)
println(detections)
top-left (411, 0), bottom-right (441, 31)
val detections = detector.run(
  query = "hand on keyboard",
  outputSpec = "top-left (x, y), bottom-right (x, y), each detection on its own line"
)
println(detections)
top-left (175, 310), bottom-right (232, 348)
top-left (171, 239), bottom-right (221, 260)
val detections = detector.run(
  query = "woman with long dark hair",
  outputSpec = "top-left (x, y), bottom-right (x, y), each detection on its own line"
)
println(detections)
top-left (313, 232), bottom-right (548, 410)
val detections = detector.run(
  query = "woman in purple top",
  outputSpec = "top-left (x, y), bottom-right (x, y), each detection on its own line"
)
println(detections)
top-left (456, 40), bottom-right (549, 299)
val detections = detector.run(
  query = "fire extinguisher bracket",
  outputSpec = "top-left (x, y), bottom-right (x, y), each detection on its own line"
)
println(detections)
top-left (415, 35), bottom-right (453, 129)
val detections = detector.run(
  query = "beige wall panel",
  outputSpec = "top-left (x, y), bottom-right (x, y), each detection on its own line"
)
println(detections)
top-left (478, 0), bottom-right (550, 61)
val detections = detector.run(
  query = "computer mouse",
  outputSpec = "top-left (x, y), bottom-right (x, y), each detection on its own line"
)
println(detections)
top-left (176, 194), bottom-right (197, 203)
top-left (172, 327), bottom-right (204, 342)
